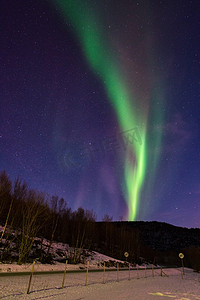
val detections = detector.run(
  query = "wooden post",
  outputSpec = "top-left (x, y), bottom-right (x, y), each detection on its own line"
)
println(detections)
top-left (128, 263), bottom-right (130, 281)
top-left (145, 264), bottom-right (147, 278)
top-left (103, 262), bottom-right (105, 284)
top-left (181, 259), bottom-right (185, 275)
top-left (160, 267), bottom-right (162, 277)
top-left (85, 261), bottom-right (89, 286)
top-left (179, 253), bottom-right (185, 278)
top-left (181, 267), bottom-right (183, 279)
top-left (62, 260), bottom-right (68, 289)
top-left (152, 264), bottom-right (154, 277)
top-left (137, 264), bottom-right (139, 279)
top-left (27, 260), bottom-right (36, 294)
top-left (117, 263), bottom-right (119, 282)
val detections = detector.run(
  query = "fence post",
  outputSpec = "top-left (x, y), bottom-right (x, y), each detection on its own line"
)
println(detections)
top-left (62, 260), bottom-right (68, 289)
top-left (128, 263), bottom-right (130, 281)
top-left (145, 264), bottom-right (147, 278)
top-left (160, 266), bottom-right (162, 277)
top-left (103, 262), bottom-right (105, 284)
top-left (85, 261), bottom-right (89, 286)
top-left (117, 263), bottom-right (119, 282)
top-left (137, 264), bottom-right (139, 279)
top-left (27, 260), bottom-right (36, 294)
top-left (152, 264), bottom-right (154, 277)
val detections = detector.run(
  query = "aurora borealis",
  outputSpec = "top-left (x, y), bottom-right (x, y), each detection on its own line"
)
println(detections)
top-left (54, 0), bottom-right (152, 220)
top-left (1, 0), bottom-right (200, 227)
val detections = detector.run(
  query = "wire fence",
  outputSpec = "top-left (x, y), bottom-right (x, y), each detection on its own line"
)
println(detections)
top-left (0, 263), bottom-right (191, 299)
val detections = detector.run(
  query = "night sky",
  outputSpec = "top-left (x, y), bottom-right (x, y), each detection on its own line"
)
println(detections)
top-left (1, 0), bottom-right (200, 228)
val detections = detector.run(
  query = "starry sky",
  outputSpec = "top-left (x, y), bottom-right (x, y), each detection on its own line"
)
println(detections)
top-left (0, 0), bottom-right (200, 228)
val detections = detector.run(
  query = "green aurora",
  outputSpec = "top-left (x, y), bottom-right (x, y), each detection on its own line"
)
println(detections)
top-left (54, 0), bottom-right (163, 220)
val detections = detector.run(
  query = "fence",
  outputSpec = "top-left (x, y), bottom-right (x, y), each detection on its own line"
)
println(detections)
top-left (0, 263), bottom-right (183, 299)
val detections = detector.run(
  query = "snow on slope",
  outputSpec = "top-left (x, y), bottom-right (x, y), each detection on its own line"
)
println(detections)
top-left (0, 235), bottom-right (127, 273)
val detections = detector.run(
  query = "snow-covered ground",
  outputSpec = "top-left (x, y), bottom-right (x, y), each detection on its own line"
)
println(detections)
top-left (1, 226), bottom-right (200, 299)
top-left (0, 267), bottom-right (200, 299)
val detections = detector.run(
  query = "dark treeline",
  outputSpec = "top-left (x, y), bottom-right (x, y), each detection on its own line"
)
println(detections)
top-left (0, 170), bottom-right (97, 264)
top-left (1, 170), bottom-right (200, 271)
top-left (0, 170), bottom-right (143, 264)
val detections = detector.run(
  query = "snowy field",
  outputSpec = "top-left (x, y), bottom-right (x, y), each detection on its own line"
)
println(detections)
top-left (0, 267), bottom-right (200, 299)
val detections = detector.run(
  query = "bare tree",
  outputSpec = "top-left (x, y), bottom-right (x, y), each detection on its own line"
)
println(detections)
top-left (12, 177), bottom-right (28, 229)
top-left (102, 214), bottom-right (113, 222)
top-left (47, 196), bottom-right (65, 256)
top-left (0, 171), bottom-right (12, 241)
top-left (17, 190), bottom-right (47, 264)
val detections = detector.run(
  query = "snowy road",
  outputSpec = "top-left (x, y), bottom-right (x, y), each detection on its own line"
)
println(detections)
top-left (0, 268), bottom-right (200, 299)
